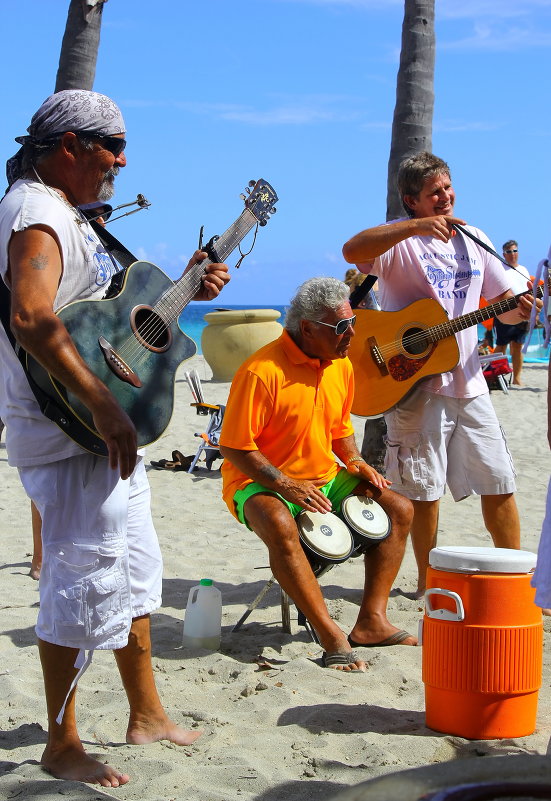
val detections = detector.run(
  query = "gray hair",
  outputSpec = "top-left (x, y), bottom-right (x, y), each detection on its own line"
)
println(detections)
top-left (397, 151), bottom-right (451, 216)
top-left (284, 277), bottom-right (350, 336)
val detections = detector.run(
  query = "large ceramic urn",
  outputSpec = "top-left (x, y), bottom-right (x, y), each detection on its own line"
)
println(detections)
top-left (201, 308), bottom-right (283, 381)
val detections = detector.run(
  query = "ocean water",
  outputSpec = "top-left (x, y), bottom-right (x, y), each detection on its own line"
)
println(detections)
top-left (179, 303), bottom-right (288, 354)
top-left (179, 304), bottom-right (550, 363)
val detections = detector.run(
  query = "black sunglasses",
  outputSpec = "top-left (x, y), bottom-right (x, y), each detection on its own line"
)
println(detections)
top-left (504, 249), bottom-right (518, 254)
top-left (79, 132), bottom-right (126, 157)
top-left (315, 315), bottom-right (356, 335)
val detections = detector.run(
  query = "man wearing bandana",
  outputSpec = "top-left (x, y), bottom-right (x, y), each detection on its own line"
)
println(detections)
top-left (0, 90), bottom-right (230, 787)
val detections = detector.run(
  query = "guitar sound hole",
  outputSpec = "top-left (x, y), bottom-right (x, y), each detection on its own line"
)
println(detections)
top-left (402, 327), bottom-right (429, 356)
top-left (131, 305), bottom-right (172, 353)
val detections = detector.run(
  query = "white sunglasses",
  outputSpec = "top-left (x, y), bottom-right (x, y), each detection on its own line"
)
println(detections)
top-left (315, 315), bottom-right (357, 335)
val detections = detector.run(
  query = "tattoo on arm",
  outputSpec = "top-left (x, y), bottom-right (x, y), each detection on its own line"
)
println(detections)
top-left (30, 253), bottom-right (48, 271)
top-left (258, 464), bottom-right (282, 484)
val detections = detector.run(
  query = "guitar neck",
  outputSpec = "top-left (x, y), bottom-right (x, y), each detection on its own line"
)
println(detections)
top-left (153, 208), bottom-right (259, 322)
top-left (426, 289), bottom-right (538, 344)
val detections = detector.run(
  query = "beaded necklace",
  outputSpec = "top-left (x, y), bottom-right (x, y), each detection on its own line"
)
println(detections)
top-left (31, 165), bottom-right (84, 226)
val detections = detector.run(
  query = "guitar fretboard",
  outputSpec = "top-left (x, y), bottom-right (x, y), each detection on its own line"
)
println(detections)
top-left (152, 208), bottom-right (259, 325)
top-left (425, 293), bottom-right (525, 344)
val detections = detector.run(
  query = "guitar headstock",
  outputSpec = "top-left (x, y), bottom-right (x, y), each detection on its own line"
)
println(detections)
top-left (241, 179), bottom-right (278, 226)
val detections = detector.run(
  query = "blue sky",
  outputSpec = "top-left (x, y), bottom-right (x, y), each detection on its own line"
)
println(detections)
top-left (1, 0), bottom-right (550, 305)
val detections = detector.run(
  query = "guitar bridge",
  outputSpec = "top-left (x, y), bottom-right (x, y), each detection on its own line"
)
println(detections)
top-left (368, 336), bottom-right (389, 376)
top-left (99, 336), bottom-right (142, 388)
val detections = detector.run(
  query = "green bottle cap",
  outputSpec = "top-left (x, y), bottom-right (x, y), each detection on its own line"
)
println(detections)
top-left (200, 578), bottom-right (213, 586)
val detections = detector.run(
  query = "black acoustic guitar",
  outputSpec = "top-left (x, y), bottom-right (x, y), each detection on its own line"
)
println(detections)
top-left (22, 179), bottom-right (278, 455)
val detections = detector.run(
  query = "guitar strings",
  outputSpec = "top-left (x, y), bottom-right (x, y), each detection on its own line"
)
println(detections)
top-left (117, 216), bottom-right (251, 364)
top-left (373, 295), bottom-right (521, 360)
top-left (122, 213), bottom-right (254, 360)
top-left (112, 211), bottom-right (257, 369)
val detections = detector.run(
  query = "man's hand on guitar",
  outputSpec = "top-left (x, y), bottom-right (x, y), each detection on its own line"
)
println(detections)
top-left (91, 397), bottom-right (138, 480)
top-left (517, 281), bottom-right (543, 321)
top-left (183, 250), bottom-right (231, 301)
top-left (413, 215), bottom-right (466, 243)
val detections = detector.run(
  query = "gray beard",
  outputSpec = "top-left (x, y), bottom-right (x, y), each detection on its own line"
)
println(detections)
top-left (98, 167), bottom-right (119, 201)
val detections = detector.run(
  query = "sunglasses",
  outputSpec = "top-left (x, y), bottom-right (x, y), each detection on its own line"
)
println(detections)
top-left (79, 132), bottom-right (127, 157)
top-left (504, 249), bottom-right (518, 254)
top-left (315, 315), bottom-right (356, 335)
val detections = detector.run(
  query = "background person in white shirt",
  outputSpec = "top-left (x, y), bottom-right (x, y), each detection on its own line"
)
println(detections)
top-left (493, 240), bottom-right (531, 385)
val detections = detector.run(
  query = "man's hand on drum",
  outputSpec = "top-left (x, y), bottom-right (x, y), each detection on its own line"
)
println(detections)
top-left (279, 477), bottom-right (332, 513)
top-left (347, 459), bottom-right (392, 490)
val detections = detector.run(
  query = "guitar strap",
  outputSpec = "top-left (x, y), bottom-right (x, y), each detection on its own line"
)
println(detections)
top-left (452, 223), bottom-right (526, 275)
top-left (349, 273), bottom-right (378, 309)
top-left (87, 217), bottom-right (138, 298)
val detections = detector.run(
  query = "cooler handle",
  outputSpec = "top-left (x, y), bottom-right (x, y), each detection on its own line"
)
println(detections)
top-left (424, 588), bottom-right (465, 621)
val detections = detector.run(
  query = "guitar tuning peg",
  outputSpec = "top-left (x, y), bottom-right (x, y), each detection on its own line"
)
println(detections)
top-left (270, 207), bottom-right (277, 214)
top-left (240, 193), bottom-right (247, 201)
top-left (248, 179), bottom-right (257, 188)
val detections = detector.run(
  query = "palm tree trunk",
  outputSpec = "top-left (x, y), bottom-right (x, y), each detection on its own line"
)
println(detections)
top-left (55, 0), bottom-right (107, 92)
top-left (386, 0), bottom-right (435, 221)
top-left (362, 1), bottom-right (435, 478)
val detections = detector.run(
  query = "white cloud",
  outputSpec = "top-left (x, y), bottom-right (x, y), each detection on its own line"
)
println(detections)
top-left (124, 95), bottom-right (365, 126)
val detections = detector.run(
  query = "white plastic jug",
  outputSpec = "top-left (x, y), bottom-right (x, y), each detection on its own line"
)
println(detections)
top-left (182, 578), bottom-right (222, 650)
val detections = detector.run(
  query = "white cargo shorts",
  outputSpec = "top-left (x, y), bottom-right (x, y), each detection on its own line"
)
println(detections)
top-left (19, 453), bottom-right (162, 650)
top-left (383, 390), bottom-right (517, 502)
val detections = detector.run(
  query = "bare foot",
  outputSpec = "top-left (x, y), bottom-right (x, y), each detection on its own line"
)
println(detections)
top-left (126, 715), bottom-right (202, 745)
top-left (29, 561), bottom-right (41, 581)
top-left (393, 586), bottom-right (424, 601)
top-left (42, 743), bottom-right (130, 787)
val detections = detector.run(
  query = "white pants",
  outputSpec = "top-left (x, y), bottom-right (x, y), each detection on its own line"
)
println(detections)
top-left (19, 454), bottom-right (162, 650)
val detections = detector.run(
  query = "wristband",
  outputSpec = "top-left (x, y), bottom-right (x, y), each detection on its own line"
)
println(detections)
top-left (346, 456), bottom-right (365, 468)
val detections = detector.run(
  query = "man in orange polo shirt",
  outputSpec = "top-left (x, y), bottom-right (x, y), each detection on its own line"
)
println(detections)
top-left (219, 277), bottom-right (415, 671)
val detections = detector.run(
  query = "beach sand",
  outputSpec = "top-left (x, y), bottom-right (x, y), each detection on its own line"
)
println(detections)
top-left (0, 358), bottom-right (549, 801)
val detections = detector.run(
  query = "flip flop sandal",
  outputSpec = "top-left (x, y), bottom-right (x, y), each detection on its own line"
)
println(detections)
top-left (172, 450), bottom-right (194, 470)
top-left (347, 630), bottom-right (415, 648)
top-left (149, 454), bottom-right (186, 471)
top-left (322, 650), bottom-right (364, 670)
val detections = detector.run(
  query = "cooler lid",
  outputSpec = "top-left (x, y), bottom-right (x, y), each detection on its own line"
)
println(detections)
top-left (429, 546), bottom-right (537, 574)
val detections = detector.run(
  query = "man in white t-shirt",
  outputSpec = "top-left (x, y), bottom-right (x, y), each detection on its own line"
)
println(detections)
top-left (493, 240), bottom-right (531, 385)
top-left (342, 152), bottom-right (540, 598)
top-left (0, 90), bottom-right (230, 787)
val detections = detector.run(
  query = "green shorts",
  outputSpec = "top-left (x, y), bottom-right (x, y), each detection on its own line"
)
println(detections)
top-left (233, 468), bottom-right (361, 529)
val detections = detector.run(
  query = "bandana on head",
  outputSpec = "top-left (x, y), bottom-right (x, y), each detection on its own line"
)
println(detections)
top-left (6, 89), bottom-right (126, 187)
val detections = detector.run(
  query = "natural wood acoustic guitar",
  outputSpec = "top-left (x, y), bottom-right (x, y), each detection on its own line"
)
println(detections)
top-left (349, 288), bottom-right (541, 417)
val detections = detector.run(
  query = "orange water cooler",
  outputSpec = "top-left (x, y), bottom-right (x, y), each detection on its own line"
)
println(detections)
top-left (422, 546), bottom-right (542, 739)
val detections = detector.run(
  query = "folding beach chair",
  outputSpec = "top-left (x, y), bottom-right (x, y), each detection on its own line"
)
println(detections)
top-left (182, 369), bottom-right (225, 472)
top-left (480, 353), bottom-right (513, 394)
top-left (187, 402), bottom-right (225, 472)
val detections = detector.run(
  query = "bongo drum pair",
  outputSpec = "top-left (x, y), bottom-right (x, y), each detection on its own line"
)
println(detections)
top-left (296, 494), bottom-right (391, 577)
